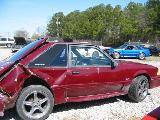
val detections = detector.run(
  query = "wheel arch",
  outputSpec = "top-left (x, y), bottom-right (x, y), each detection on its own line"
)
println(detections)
top-left (114, 50), bottom-right (121, 54)
top-left (23, 75), bottom-right (54, 96)
top-left (139, 51), bottom-right (146, 56)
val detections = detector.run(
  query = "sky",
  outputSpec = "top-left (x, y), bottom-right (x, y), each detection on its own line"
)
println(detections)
top-left (0, 0), bottom-right (147, 37)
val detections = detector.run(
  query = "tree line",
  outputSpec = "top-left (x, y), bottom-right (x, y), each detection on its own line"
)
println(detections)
top-left (47, 0), bottom-right (160, 46)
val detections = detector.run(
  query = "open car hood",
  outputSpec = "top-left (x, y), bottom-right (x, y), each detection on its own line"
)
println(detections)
top-left (0, 36), bottom-right (48, 77)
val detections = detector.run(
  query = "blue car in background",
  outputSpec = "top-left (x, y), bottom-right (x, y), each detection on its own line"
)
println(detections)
top-left (113, 44), bottom-right (151, 60)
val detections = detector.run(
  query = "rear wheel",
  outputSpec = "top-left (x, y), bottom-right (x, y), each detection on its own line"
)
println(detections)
top-left (16, 85), bottom-right (54, 120)
top-left (128, 75), bottom-right (149, 102)
top-left (113, 52), bottom-right (120, 59)
top-left (138, 53), bottom-right (145, 60)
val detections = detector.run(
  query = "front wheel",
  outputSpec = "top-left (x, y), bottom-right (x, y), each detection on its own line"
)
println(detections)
top-left (138, 53), bottom-right (145, 60)
top-left (128, 75), bottom-right (149, 102)
top-left (16, 85), bottom-right (54, 120)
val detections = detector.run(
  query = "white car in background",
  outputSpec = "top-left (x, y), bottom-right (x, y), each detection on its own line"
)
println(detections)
top-left (0, 37), bottom-right (15, 48)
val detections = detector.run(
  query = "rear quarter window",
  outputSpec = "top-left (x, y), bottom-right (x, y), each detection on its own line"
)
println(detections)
top-left (28, 44), bottom-right (67, 67)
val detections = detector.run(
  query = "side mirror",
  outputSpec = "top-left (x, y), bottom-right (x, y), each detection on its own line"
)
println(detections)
top-left (111, 61), bottom-right (117, 69)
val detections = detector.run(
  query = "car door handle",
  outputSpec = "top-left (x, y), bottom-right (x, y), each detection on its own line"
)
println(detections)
top-left (72, 71), bottom-right (80, 75)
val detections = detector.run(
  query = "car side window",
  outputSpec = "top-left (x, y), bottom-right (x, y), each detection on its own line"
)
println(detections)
top-left (0, 38), bottom-right (7, 41)
top-left (29, 44), bottom-right (67, 67)
top-left (70, 46), bottom-right (111, 67)
top-left (8, 38), bottom-right (14, 41)
top-left (126, 46), bottom-right (134, 50)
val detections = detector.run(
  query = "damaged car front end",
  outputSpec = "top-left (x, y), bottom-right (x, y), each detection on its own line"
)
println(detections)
top-left (0, 37), bottom-right (47, 117)
top-left (0, 62), bottom-right (31, 116)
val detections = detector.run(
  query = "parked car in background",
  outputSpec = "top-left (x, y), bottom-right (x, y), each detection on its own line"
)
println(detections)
top-left (0, 37), bottom-right (14, 48)
top-left (0, 35), bottom-right (160, 120)
top-left (11, 37), bottom-right (32, 52)
top-left (141, 43), bottom-right (160, 56)
top-left (113, 44), bottom-right (151, 60)
top-left (148, 46), bottom-right (160, 56)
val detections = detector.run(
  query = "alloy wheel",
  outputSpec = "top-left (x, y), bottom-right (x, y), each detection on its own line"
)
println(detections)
top-left (139, 53), bottom-right (145, 60)
top-left (137, 79), bottom-right (149, 100)
top-left (22, 90), bottom-right (50, 119)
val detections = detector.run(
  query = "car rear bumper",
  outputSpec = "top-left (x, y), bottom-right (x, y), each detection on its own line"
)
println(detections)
top-left (150, 75), bottom-right (160, 88)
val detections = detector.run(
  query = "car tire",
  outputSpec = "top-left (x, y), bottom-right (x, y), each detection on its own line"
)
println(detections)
top-left (16, 85), bottom-right (54, 120)
top-left (128, 75), bottom-right (149, 102)
top-left (113, 52), bottom-right (120, 59)
top-left (6, 43), bottom-right (12, 48)
top-left (138, 53), bottom-right (145, 60)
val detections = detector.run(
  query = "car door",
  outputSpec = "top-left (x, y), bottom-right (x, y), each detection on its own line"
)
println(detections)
top-left (90, 48), bottom-right (124, 93)
top-left (66, 45), bottom-right (100, 97)
top-left (123, 45), bottom-right (139, 57)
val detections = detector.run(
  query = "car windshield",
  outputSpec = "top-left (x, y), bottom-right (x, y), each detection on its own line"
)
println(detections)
top-left (118, 44), bottom-right (127, 49)
top-left (7, 39), bottom-right (40, 62)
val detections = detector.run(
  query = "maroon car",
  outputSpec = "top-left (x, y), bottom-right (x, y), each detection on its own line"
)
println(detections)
top-left (0, 36), bottom-right (160, 120)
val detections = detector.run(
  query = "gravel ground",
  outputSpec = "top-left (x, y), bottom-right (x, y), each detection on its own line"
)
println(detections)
top-left (0, 47), bottom-right (160, 120)
top-left (1, 88), bottom-right (160, 120)
top-left (0, 47), bottom-right (12, 60)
